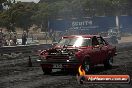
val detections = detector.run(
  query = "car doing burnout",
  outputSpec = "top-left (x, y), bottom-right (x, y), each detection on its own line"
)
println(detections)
top-left (38, 35), bottom-right (117, 74)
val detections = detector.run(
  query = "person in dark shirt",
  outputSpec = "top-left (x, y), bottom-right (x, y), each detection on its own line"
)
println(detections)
top-left (0, 29), bottom-right (3, 47)
top-left (13, 35), bottom-right (17, 45)
top-left (22, 31), bottom-right (27, 45)
top-left (92, 36), bottom-right (99, 46)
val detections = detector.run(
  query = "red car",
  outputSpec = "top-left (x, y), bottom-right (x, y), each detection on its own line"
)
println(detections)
top-left (38, 35), bottom-right (117, 74)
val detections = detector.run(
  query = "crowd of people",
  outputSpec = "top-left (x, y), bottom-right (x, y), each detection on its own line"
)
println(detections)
top-left (0, 29), bottom-right (27, 47)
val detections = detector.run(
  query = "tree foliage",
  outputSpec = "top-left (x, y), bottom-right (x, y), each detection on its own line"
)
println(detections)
top-left (0, 0), bottom-right (132, 31)
top-left (0, 1), bottom-right (37, 31)
top-left (9, 2), bottom-right (37, 30)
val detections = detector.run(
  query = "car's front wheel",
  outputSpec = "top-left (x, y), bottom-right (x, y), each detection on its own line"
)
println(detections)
top-left (104, 56), bottom-right (113, 69)
top-left (82, 59), bottom-right (91, 74)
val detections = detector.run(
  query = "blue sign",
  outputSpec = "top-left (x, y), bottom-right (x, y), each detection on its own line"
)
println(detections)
top-left (49, 16), bottom-right (116, 33)
top-left (119, 16), bottom-right (132, 32)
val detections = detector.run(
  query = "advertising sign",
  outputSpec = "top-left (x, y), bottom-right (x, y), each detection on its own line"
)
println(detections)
top-left (49, 16), bottom-right (116, 34)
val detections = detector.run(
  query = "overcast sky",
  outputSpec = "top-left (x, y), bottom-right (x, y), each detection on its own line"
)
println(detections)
top-left (15, 0), bottom-right (40, 3)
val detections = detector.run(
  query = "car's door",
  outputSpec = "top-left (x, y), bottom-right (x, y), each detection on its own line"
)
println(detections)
top-left (91, 36), bottom-right (101, 64)
top-left (97, 37), bottom-right (108, 63)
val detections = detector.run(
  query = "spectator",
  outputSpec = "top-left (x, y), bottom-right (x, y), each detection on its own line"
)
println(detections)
top-left (22, 31), bottom-right (27, 45)
top-left (9, 39), bottom-right (14, 46)
top-left (0, 29), bottom-right (3, 47)
top-left (12, 35), bottom-right (17, 45)
top-left (2, 35), bottom-right (8, 46)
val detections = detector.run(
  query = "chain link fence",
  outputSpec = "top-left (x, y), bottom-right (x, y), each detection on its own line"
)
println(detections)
top-left (0, 29), bottom-right (104, 46)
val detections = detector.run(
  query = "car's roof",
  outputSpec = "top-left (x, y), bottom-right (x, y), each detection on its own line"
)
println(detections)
top-left (63, 35), bottom-right (100, 38)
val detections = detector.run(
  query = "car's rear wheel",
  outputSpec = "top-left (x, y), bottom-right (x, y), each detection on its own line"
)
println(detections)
top-left (104, 56), bottom-right (113, 69)
top-left (82, 59), bottom-right (91, 74)
top-left (41, 66), bottom-right (52, 75)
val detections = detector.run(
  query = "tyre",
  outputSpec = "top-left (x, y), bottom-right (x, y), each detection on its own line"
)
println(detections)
top-left (41, 66), bottom-right (52, 75)
top-left (104, 56), bottom-right (113, 69)
top-left (82, 59), bottom-right (91, 74)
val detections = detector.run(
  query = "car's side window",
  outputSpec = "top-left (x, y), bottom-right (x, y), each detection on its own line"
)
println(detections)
top-left (97, 37), bottom-right (104, 45)
top-left (97, 37), bottom-right (107, 45)
top-left (92, 36), bottom-right (99, 46)
top-left (102, 39), bottom-right (108, 45)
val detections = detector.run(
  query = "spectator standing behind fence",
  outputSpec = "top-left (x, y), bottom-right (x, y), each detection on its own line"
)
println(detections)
top-left (0, 29), bottom-right (3, 47)
top-left (12, 35), bottom-right (17, 45)
top-left (2, 35), bottom-right (8, 46)
top-left (22, 31), bottom-right (27, 45)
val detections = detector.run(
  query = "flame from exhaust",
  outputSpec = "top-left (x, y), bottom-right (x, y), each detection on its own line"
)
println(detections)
top-left (78, 65), bottom-right (86, 76)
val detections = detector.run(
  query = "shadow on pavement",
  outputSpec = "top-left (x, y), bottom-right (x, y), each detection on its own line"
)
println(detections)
top-left (49, 65), bottom-right (119, 76)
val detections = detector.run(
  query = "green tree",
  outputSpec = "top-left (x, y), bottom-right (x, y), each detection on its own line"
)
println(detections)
top-left (0, 0), bottom-right (7, 4)
top-left (8, 2), bottom-right (37, 31)
top-left (0, 0), bottom-right (7, 10)
top-left (31, 1), bottom-right (71, 31)
top-left (49, 0), bottom-right (71, 18)
top-left (0, 11), bottom-right (10, 28)
top-left (31, 2), bottom-right (49, 30)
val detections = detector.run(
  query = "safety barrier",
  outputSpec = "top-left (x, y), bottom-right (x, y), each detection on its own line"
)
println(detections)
top-left (0, 44), bottom-right (52, 54)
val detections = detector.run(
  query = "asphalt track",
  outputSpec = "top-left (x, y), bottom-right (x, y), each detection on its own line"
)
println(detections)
top-left (0, 43), bottom-right (132, 88)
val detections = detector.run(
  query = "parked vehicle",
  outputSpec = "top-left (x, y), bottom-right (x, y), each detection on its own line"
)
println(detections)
top-left (37, 35), bottom-right (117, 74)
top-left (17, 38), bottom-right (39, 45)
